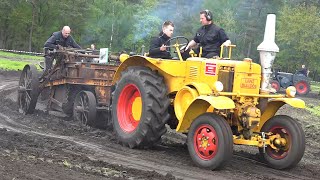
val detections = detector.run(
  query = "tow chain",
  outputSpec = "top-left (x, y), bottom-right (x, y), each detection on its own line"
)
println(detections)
top-left (0, 48), bottom-right (43, 55)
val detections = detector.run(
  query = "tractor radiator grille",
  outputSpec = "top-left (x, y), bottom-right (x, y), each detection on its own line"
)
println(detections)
top-left (189, 66), bottom-right (199, 79)
top-left (218, 69), bottom-right (234, 92)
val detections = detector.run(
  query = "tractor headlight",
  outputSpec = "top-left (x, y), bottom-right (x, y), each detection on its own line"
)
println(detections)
top-left (213, 81), bottom-right (224, 92)
top-left (286, 86), bottom-right (296, 97)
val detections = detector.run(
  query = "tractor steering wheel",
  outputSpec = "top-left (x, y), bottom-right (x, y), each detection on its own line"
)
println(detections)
top-left (164, 36), bottom-right (189, 60)
top-left (165, 36), bottom-right (189, 52)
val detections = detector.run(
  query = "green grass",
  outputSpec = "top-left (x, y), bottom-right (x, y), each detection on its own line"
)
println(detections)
top-left (0, 51), bottom-right (43, 61)
top-left (311, 81), bottom-right (320, 92)
top-left (0, 59), bottom-right (38, 71)
top-left (306, 105), bottom-right (320, 117)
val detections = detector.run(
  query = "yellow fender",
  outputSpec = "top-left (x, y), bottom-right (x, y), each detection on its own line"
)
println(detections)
top-left (253, 98), bottom-right (305, 132)
top-left (112, 56), bottom-right (152, 84)
top-left (112, 55), bottom-right (187, 93)
top-left (188, 82), bottom-right (212, 95)
top-left (176, 95), bottom-right (235, 133)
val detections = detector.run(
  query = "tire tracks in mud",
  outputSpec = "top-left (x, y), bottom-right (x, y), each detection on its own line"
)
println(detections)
top-left (0, 112), bottom-right (226, 180)
top-left (0, 78), bottom-right (318, 180)
top-left (0, 108), bottom-right (315, 180)
top-left (0, 78), bottom-right (18, 93)
top-left (231, 153), bottom-right (314, 180)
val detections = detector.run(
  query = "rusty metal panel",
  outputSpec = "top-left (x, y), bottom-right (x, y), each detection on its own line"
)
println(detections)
top-left (95, 86), bottom-right (112, 106)
top-left (43, 49), bottom-right (119, 106)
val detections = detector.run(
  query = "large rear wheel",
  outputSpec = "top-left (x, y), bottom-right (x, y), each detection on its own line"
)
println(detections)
top-left (259, 115), bottom-right (305, 169)
top-left (294, 80), bottom-right (310, 95)
top-left (187, 113), bottom-right (233, 170)
top-left (112, 66), bottom-right (170, 148)
top-left (18, 65), bottom-right (40, 114)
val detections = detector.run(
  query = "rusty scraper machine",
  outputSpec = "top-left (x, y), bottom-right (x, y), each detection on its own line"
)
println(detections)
top-left (18, 48), bottom-right (120, 127)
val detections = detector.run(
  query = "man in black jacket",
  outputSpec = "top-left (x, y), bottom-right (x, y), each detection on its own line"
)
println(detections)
top-left (184, 10), bottom-right (231, 58)
top-left (149, 21), bottom-right (174, 59)
top-left (298, 64), bottom-right (308, 77)
top-left (43, 26), bottom-right (81, 71)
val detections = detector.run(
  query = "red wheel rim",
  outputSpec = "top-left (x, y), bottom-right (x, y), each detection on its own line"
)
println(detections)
top-left (295, 81), bottom-right (307, 94)
top-left (266, 126), bottom-right (291, 160)
top-left (193, 125), bottom-right (218, 160)
top-left (117, 84), bottom-right (142, 133)
top-left (271, 82), bottom-right (279, 91)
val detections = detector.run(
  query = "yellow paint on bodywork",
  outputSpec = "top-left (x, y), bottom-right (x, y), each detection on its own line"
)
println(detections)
top-left (112, 55), bottom-right (187, 93)
top-left (253, 98), bottom-right (305, 132)
top-left (269, 98), bottom-right (305, 108)
top-left (188, 82), bottom-right (212, 95)
top-left (174, 86), bottom-right (199, 121)
top-left (176, 95), bottom-right (235, 133)
top-left (132, 97), bottom-right (142, 121)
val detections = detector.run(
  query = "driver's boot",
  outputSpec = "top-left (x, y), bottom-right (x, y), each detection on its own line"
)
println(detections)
top-left (39, 56), bottom-right (53, 82)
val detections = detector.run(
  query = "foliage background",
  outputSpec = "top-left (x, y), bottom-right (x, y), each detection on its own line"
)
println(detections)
top-left (0, 0), bottom-right (319, 78)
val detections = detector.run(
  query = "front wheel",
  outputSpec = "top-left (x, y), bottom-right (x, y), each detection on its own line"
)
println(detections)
top-left (259, 115), bottom-right (305, 169)
top-left (270, 80), bottom-right (280, 92)
top-left (18, 65), bottom-right (40, 114)
top-left (187, 113), bottom-right (233, 170)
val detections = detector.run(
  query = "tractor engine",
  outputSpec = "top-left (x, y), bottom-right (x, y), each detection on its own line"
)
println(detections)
top-left (234, 98), bottom-right (261, 139)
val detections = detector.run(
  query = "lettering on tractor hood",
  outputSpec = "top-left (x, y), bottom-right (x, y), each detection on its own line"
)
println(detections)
top-left (240, 78), bottom-right (257, 89)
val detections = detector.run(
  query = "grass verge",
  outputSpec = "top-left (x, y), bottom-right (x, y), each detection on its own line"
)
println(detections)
top-left (306, 105), bottom-right (320, 117)
top-left (0, 59), bottom-right (40, 71)
top-left (0, 51), bottom-right (43, 61)
top-left (311, 81), bottom-right (320, 93)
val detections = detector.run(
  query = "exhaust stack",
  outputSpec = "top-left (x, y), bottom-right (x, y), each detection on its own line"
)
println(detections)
top-left (257, 14), bottom-right (279, 93)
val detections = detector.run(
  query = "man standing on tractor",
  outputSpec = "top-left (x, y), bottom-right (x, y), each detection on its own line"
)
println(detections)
top-left (148, 21), bottom-right (174, 59)
top-left (43, 26), bottom-right (81, 73)
top-left (183, 10), bottom-right (231, 59)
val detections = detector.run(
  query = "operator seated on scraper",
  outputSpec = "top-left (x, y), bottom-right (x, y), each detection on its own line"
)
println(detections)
top-left (42, 26), bottom-right (81, 74)
top-left (182, 10), bottom-right (231, 59)
top-left (148, 20), bottom-right (174, 59)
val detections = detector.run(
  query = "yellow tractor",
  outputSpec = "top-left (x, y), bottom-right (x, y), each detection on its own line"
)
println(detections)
top-left (112, 31), bottom-right (305, 170)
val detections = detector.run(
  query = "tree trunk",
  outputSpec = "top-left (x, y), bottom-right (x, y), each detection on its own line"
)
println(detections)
top-left (247, 41), bottom-right (252, 57)
top-left (109, 4), bottom-right (115, 51)
top-left (28, 0), bottom-right (37, 52)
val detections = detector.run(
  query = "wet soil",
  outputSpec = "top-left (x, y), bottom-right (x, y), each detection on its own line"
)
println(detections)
top-left (0, 70), bottom-right (320, 180)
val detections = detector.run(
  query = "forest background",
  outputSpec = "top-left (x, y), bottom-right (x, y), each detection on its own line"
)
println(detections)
top-left (0, 0), bottom-right (319, 77)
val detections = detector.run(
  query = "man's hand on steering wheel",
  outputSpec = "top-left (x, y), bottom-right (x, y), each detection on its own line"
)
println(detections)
top-left (160, 44), bottom-right (167, 51)
top-left (179, 45), bottom-right (188, 53)
top-left (164, 36), bottom-right (189, 53)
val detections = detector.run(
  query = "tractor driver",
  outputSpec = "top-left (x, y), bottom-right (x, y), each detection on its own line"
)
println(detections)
top-left (183, 10), bottom-right (231, 59)
top-left (43, 26), bottom-right (81, 73)
top-left (298, 64), bottom-right (309, 77)
top-left (148, 21), bottom-right (174, 59)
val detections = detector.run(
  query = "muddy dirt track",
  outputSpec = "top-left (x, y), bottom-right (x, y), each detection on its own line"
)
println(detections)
top-left (0, 70), bottom-right (319, 180)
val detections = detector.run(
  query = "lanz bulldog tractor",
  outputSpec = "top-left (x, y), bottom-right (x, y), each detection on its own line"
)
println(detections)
top-left (18, 14), bottom-right (306, 170)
